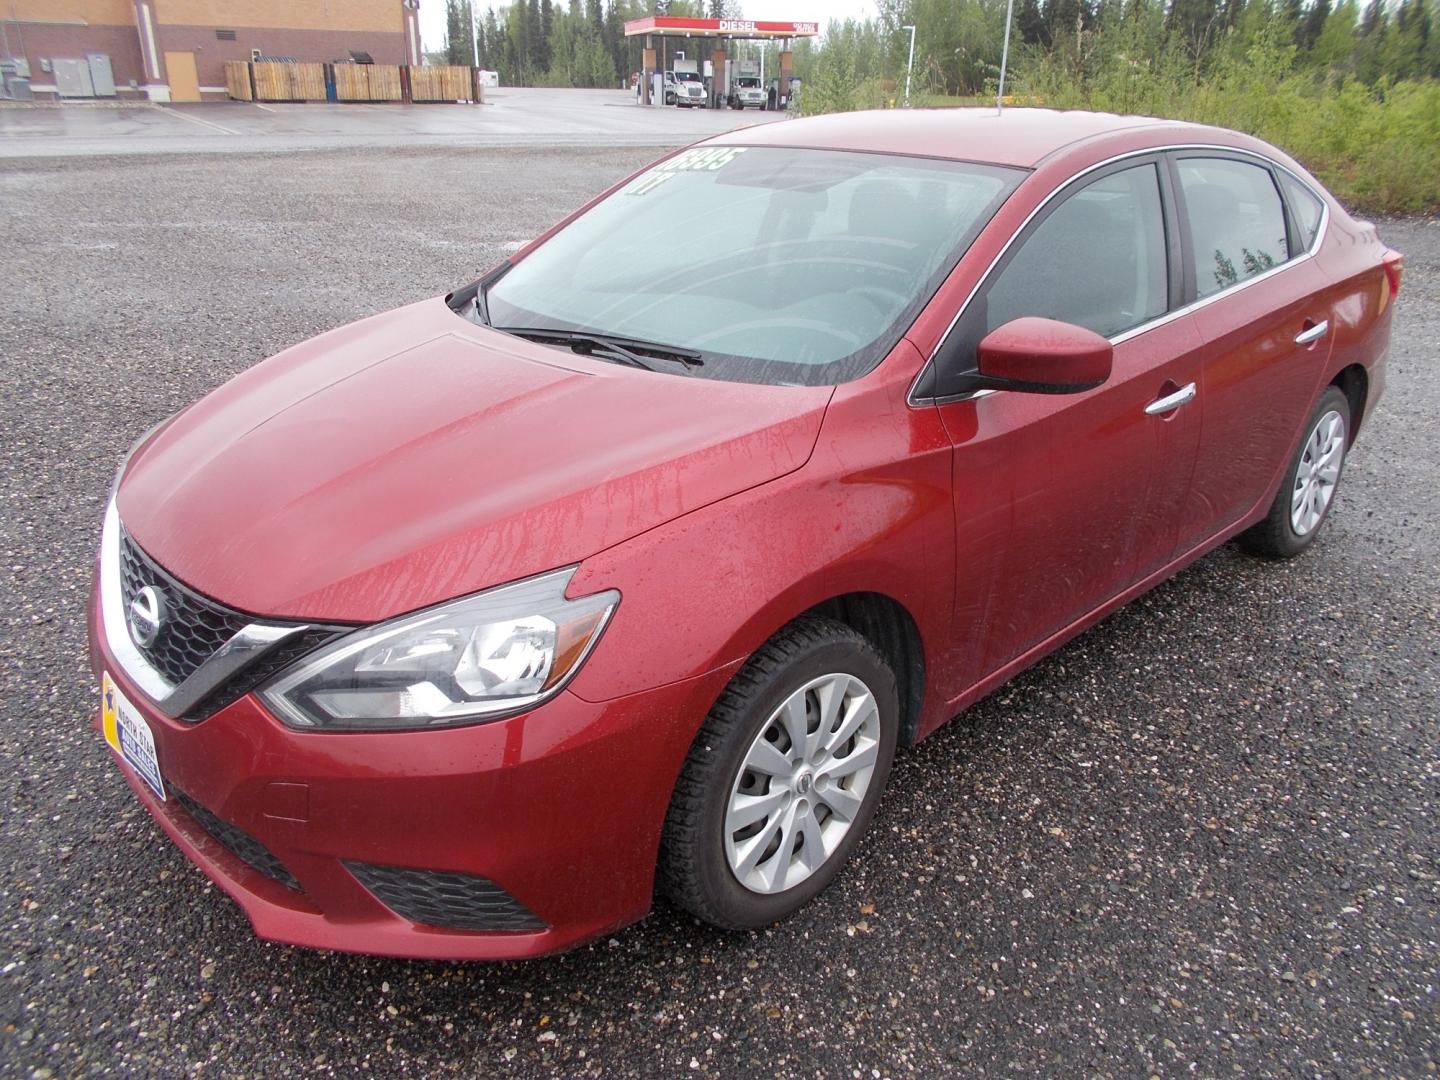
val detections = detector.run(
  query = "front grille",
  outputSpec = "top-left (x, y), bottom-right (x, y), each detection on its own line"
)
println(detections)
top-left (186, 626), bottom-right (343, 717)
top-left (175, 789), bottom-right (301, 890)
top-left (116, 531), bottom-right (348, 719)
top-left (345, 861), bottom-right (545, 932)
top-left (119, 531), bottom-right (249, 686)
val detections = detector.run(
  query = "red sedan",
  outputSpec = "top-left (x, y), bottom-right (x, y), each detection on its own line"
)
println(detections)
top-left (90, 109), bottom-right (1400, 959)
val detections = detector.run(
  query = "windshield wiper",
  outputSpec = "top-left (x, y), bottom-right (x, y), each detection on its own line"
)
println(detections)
top-left (499, 327), bottom-right (704, 372)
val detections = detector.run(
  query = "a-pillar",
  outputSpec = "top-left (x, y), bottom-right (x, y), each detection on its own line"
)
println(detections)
top-left (641, 37), bottom-right (656, 105)
top-left (711, 46), bottom-right (727, 108)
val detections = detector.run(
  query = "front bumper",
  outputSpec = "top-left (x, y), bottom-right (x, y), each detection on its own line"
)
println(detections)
top-left (88, 583), bottom-right (738, 960)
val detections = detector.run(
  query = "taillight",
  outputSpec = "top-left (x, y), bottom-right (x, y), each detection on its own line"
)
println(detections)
top-left (1380, 249), bottom-right (1404, 313)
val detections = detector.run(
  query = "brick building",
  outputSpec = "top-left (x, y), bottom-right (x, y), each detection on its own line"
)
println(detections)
top-left (1, 0), bottom-right (421, 101)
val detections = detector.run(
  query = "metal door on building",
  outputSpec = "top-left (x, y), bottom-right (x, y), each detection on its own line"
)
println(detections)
top-left (164, 51), bottom-right (200, 101)
top-left (52, 58), bottom-right (96, 98)
top-left (87, 53), bottom-right (117, 97)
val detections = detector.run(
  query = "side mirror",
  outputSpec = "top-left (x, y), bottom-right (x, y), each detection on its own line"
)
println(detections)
top-left (976, 317), bottom-right (1112, 395)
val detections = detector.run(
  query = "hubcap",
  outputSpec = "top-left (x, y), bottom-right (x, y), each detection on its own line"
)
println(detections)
top-left (1290, 409), bottom-right (1346, 537)
top-left (724, 673), bottom-right (881, 895)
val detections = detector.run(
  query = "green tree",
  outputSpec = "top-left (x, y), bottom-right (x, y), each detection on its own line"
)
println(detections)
top-left (483, 7), bottom-right (503, 72)
top-left (1019, 0), bottom-right (1050, 46)
top-left (444, 0), bottom-right (477, 66)
top-left (540, 0), bottom-right (555, 69)
top-left (1311, 0), bottom-right (1359, 75)
top-left (1168, 0), bottom-right (1220, 59)
top-left (1299, 0), bottom-right (1332, 50)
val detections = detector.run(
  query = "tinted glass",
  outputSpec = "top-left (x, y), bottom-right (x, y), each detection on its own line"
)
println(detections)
top-left (982, 163), bottom-right (1168, 339)
top-left (1278, 172), bottom-right (1324, 250)
top-left (1178, 158), bottom-right (1289, 298)
top-left (485, 147), bottom-right (1023, 386)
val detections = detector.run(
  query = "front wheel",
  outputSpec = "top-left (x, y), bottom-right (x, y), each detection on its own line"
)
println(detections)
top-left (658, 617), bottom-right (898, 930)
top-left (1238, 385), bottom-right (1351, 558)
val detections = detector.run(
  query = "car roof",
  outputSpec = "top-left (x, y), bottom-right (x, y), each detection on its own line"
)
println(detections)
top-left (716, 108), bottom-right (1216, 169)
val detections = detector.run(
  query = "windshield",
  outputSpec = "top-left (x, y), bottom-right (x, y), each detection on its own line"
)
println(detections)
top-left (485, 146), bottom-right (1024, 386)
top-left (737, 77), bottom-right (761, 88)
top-left (675, 71), bottom-right (702, 82)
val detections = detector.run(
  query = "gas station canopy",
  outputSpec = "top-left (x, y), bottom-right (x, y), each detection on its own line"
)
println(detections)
top-left (623, 16), bottom-right (820, 39)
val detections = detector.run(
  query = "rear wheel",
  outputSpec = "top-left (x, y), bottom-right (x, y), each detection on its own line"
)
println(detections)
top-left (1239, 385), bottom-right (1351, 558)
top-left (659, 617), bottom-right (898, 929)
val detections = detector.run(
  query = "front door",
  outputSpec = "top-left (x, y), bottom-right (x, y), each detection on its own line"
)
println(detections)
top-left (931, 158), bottom-right (1205, 684)
top-left (164, 51), bottom-right (200, 102)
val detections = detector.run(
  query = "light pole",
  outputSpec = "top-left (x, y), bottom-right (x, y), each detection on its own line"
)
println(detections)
top-left (470, 1), bottom-right (480, 71)
top-left (901, 24), bottom-right (916, 108)
top-left (996, 0), bottom-right (1015, 113)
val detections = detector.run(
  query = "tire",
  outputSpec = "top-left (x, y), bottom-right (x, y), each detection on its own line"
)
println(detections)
top-left (658, 616), bottom-right (899, 930)
top-left (1238, 385), bottom-right (1351, 558)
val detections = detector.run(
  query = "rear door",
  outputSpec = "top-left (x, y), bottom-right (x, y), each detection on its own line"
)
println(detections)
top-left (928, 157), bottom-right (1207, 681)
top-left (1167, 152), bottom-right (1334, 552)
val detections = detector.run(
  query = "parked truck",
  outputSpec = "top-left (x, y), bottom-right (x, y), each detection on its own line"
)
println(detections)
top-left (670, 57), bottom-right (706, 107)
top-left (726, 59), bottom-right (765, 110)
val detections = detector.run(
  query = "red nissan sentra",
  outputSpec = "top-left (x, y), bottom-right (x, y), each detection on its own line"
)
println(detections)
top-left (90, 110), bottom-right (1401, 960)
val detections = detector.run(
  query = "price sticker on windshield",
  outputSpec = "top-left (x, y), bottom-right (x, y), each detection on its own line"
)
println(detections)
top-left (627, 147), bottom-right (747, 196)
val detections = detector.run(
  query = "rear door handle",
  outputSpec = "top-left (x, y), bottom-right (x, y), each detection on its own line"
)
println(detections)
top-left (1144, 382), bottom-right (1197, 416)
top-left (1295, 320), bottom-right (1329, 346)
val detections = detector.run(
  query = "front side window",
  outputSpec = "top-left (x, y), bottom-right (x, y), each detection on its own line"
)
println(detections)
top-left (485, 147), bottom-right (1023, 386)
top-left (981, 163), bottom-right (1169, 339)
top-left (1177, 157), bottom-right (1289, 298)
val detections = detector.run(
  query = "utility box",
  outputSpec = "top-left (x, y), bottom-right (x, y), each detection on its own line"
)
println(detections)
top-left (52, 58), bottom-right (96, 98)
top-left (87, 53), bottom-right (117, 96)
top-left (0, 59), bottom-right (33, 100)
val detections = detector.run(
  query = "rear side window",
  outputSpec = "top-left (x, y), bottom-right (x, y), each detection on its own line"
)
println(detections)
top-left (1177, 158), bottom-right (1289, 298)
top-left (983, 163), bottom-right (1168, 339)
top-left (1278, 172), bottom-right (1324, 250)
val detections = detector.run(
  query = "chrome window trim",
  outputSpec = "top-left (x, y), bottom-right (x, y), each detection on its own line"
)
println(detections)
top-left (99, 497), bottom-right (311, 718)
top-left (908, 143), bottom-right (1331, 407)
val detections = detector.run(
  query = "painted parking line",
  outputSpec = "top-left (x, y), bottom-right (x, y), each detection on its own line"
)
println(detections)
top-left (162, 108), bottom-right (240, 135)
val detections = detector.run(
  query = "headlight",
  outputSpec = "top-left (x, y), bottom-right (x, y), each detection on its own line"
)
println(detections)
top-left (259, 568), bottom-right (618, 732)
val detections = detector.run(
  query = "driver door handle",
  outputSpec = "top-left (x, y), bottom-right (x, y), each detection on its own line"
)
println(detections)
top-left (1144, 382), bottom-right (1197, 416)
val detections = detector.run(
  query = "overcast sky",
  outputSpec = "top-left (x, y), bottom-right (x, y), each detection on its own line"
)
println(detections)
top-left (420, 2), bottom-right (881, 54)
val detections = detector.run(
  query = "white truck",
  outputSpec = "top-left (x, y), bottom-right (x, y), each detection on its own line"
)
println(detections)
top-left (670, 57), bottom-right (706, 108)
top-left (726, 59), bottom-right (765, 110)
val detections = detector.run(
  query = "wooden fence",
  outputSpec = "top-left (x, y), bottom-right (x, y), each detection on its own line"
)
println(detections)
top-left (333, 63), bottom-right (403, 102)
top-left (251, 61), bottom-right (326, 102)
top-left (222, 62), bottom-right (481, 104)
top-left (223, 61), bottom-right (252, 101)
top-left (411, 65), bottom-right (478, 103)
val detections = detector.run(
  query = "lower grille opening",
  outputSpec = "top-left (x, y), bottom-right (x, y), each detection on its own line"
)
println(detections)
top-left (345, 861), bottom-right (545, 932)
top-left (174, 789), bottom-right (301, 891)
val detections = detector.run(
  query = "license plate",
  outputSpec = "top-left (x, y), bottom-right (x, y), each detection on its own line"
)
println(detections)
top-left (101, 673), bottom-right (166, 802)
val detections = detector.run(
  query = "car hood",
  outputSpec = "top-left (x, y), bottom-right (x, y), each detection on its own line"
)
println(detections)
top-left (119, 299), bottom-right (832, 623)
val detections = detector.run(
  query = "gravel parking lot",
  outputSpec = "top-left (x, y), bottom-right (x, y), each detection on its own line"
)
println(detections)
top-left (1, 144), bottom-right (1436, 1078)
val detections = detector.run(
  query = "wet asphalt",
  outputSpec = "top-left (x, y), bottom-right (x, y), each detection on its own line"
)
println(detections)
top-left (0, 147), bottom-right (1436, 1078)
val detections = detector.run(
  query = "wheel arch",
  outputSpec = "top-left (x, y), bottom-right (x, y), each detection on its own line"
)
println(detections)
top-left (1330, 362), bottom-right (1368, 443)
top-left (801, 592), bottom-right (926, 747)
